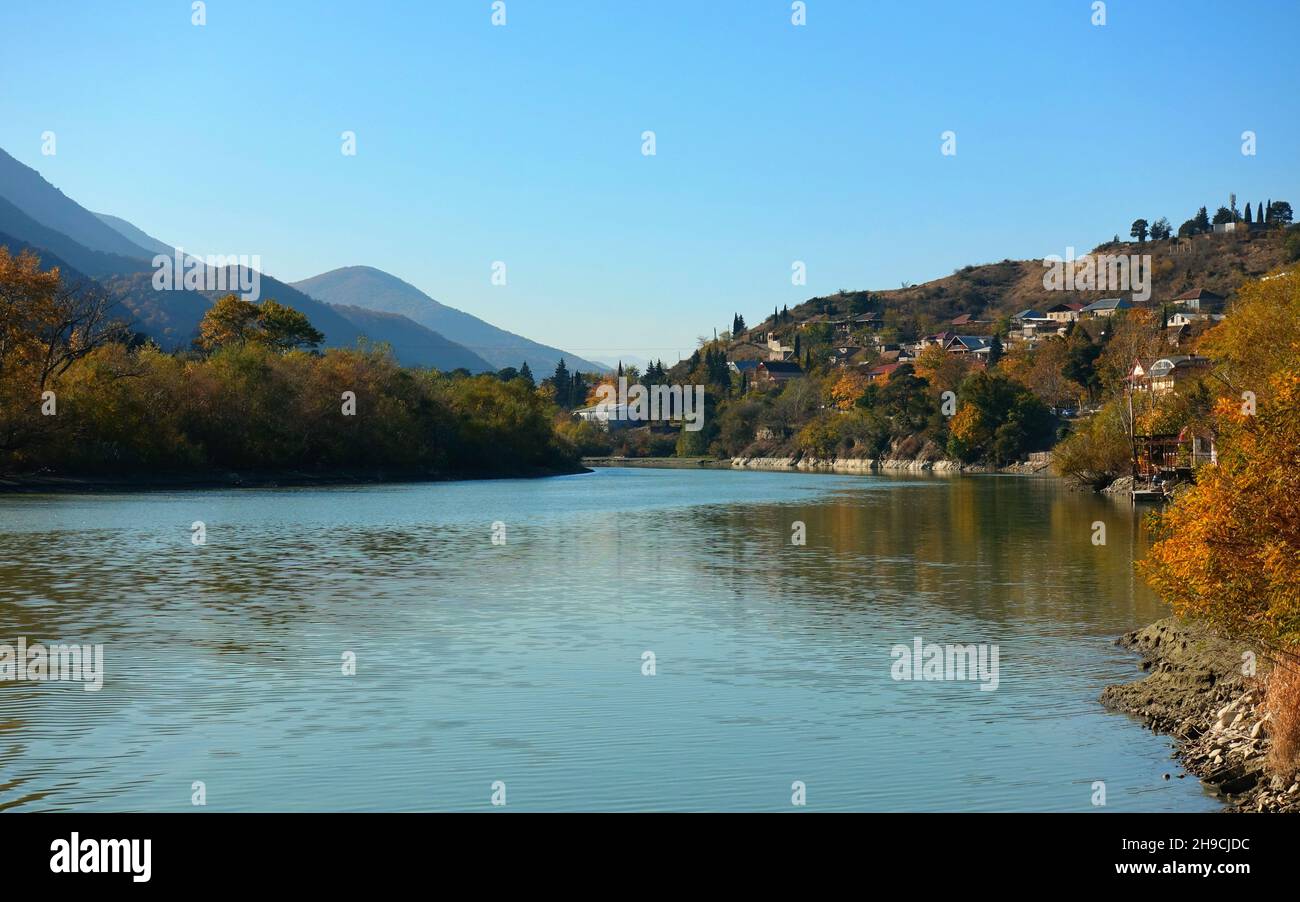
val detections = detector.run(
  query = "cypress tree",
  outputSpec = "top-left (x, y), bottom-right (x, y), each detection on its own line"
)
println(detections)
top-left (552, 358), bottom-right (570, 407)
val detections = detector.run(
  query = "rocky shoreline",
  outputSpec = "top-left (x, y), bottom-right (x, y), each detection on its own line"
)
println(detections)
top-left (1100, 617), bottom-right (1299, 812)
top-left (584, 453), bottom-right (1055, 476)
top-left (727, 454), bottom-right (1052, 475)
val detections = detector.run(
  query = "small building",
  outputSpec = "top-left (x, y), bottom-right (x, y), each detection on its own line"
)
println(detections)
top-left (573, 402), bottom-right (633, 432)
top-left (1045, 302), bottom-right (1085, 323)
top-left (919, 330), bottom-right (956, 349)
top-left (1011, 309), bottom-right (1048, 322)
top-left (1081, 297), bottom-right (1133, 318)
top-left (755, 360), bottom-right (804, 387)
top-left (944, 335), bottom-right (994, 357)
top-left (1167, 310), bottom-right (1224, 328)
top-left (1169, 289), bottom-right (1225, 313)
top-left (1127, 356), bottom-right (1211, 396)
top-left (765, 332), bottom-right (793, 361)
top-left (866, 362), bottom-right (904, 382)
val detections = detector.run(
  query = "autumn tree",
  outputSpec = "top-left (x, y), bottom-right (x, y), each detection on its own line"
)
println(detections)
top-left (0, 248), bottom-right (127, 454)
top-left (196, 295), bottom-right (323, 353)
top-left (1142, 373), bottom-right (1300, 650)
top-left (828, 370), bottom-right (868, 411)
top-left (1142, 272), bottom-right (1300, 772)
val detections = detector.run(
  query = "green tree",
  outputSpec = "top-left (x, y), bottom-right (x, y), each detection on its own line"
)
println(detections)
top-left (550, 358), bottom-right (571, 407)
top-left (256, 299), bottom-right (325, 351)
top-left (1129, 219), bottom-right (1149, 243)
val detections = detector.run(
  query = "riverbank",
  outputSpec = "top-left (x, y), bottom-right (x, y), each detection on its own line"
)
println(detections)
top-left (1100, 618), bottom-right (1300, 812)
top-left (584, 454), bottom-right (1053, 475)
top-left (0, 463), bottom-right (591, 494)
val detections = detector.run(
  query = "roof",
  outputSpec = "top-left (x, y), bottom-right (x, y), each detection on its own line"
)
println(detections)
top-left (1012, 309), bottom-right (1047, 320)
top-left (1171, 288), bottom-right (1225, 301)
top-left (947, 335), bottom-right (992, 351)
top-left (1046, 302), bottom-right (1085, 312)
top-left (1081, 297), bottom-right (1132, 312)
top-left (1148, 356), bottom-right (1210, 377)
top-left (951, 313), bottom-right (975, 325)
top-left (868, 362), bottom-right (904, 377)
top-left (759, 361), bottom-right (803, 374)
top-left (728, 359), bottom-right (760, 372)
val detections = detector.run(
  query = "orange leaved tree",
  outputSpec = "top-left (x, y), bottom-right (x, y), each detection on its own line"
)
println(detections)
top-left (1141, 270), bottom-right (1300, 773)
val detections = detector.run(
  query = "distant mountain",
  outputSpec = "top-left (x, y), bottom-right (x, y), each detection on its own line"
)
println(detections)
top-left (0, 208), bottom-right (473, 369)
top-left (292, 266), bottom-right (608, 374)
top-left (0, 148), bottom-right (153, 259)
top-left (94, 212), bottom-right (176, 257)
top-left (0, 195), bottom-right (150, 277)
top-left (329, 304), bottom-right (494, 372)
top-left (0, 149), bottom-right (588, 372)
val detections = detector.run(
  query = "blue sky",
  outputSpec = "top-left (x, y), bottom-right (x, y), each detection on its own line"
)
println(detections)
top-left (1, 0), bottom-right (1297, 365)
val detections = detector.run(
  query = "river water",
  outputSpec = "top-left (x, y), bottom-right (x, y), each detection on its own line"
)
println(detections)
top-left (0, 467), bottom-right (1219, 811)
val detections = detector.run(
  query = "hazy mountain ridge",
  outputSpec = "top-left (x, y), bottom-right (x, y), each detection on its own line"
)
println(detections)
top-left (0, 149), bottom-right (496, 370)
top-left (0, 195), bottom-right (151, 278)
top-left (328, 303), bottom-right (494, 372)
top-left (292, 266), bottom-right (608, 374)
top-left (0, 148), bottom-right (153, 259)
top-left (94, 212), bottom-right (176, 257)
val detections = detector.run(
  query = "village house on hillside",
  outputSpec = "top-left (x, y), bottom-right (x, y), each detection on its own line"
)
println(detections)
top-left (1081, 297), bottom-right (1133, 318)
top-left (1046, 302), bottom-right (1085, 323)
top-left (1169, 288), bottom-right (1225, 313)
top-left (1168, 310), bottom-right (1224, 328)
top-left (1127, 355), bottom-right (1212, 396)
top-left (765, 331), bottom-right (793, 361)
top-left (866, 362), bottom-right (905, 382)
top-left (573, 402), bottom-right (632, 432)
top-left (944, 335), bottom-right (994, 358)
top-left (755, 360), bottom-right (803, 387)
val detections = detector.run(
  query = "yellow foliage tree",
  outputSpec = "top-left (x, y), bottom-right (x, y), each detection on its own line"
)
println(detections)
top-left (828, 370), bottom-right (868, 411)
top-left (1141, 373), bottom-right (1300, 650)
top-left (1143, 273), bottom-right (1300, 646)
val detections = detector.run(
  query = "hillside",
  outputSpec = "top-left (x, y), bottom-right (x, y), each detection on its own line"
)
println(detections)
top-left (329, 304), bottom-right (494, 372)
top-left (0, 195), bottom-right (150, 278)
top-left (726, 228), bottom-right (1292, 354)
top-left (292, 266), bottom-right (608, 374)
top-left (0, 148), bottom-right (152, 259)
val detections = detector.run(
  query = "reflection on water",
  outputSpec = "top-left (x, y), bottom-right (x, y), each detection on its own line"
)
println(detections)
top-left (0, 468), bottom-right (1218, 811)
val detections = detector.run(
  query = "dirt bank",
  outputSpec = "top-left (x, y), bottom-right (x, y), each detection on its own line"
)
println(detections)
top-left (1100, 617), bottom-right (1299, 812)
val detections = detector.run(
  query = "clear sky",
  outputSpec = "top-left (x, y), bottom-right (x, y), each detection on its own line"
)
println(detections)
top-left (1, 0), bottom-right (1297, 365)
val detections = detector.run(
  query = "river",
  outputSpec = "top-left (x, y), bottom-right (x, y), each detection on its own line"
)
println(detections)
top-left (0, 467), bottom-right (1219, 811)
